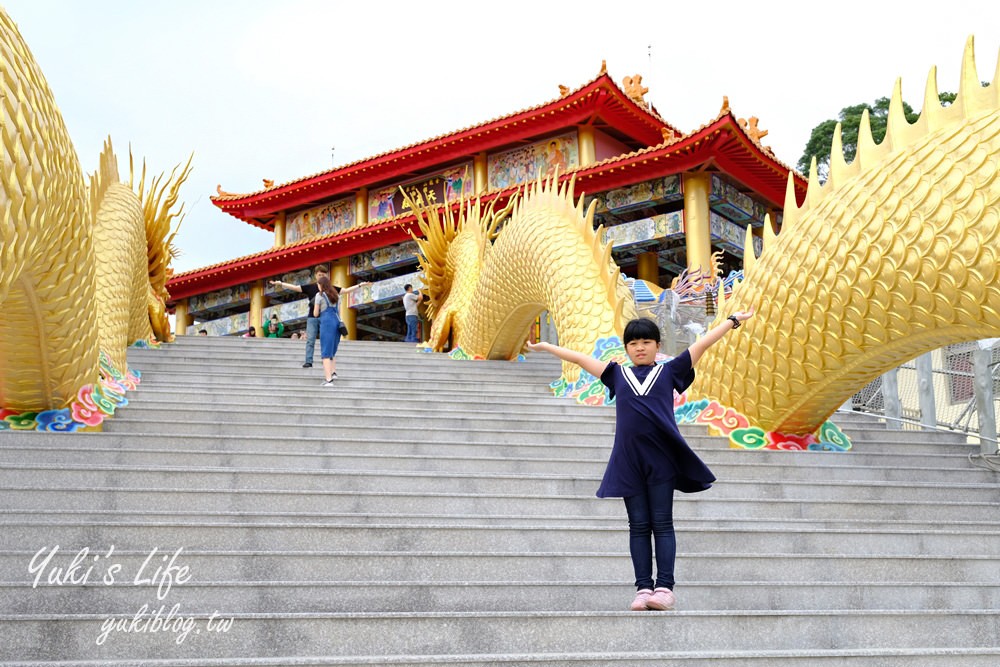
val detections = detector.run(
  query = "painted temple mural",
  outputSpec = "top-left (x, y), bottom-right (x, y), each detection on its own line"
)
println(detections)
top-left (487, 132), bottom-right (579, 190)
top-left (286, 197), bottom-right (355, 243)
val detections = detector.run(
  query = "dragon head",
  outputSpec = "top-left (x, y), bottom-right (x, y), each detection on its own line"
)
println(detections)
top-left (408, 192), bottom-right (513, 351)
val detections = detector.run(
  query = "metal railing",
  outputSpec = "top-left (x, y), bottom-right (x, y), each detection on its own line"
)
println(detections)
top-left (850, 341), bottom-right (1000, 457)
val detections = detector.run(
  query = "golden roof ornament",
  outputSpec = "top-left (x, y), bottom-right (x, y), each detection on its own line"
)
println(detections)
top-left (738, 116), bottom-right (769, 143)
top-left (622, 74), bottom-right (650, 108)
top-left (263, 179), bottom-right (274, 188)
top-left (216, 184), bottom-right (236, 197)
top-left (719, 95), bottom-right (731, 115)
top-left (660, 127), bottom-right (674, 143)
top-left (599, 60), bottom-right (607, 76)
top-left (558, 85), bottom-right (570, 97)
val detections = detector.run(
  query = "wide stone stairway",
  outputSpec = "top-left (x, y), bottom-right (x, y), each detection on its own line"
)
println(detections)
top-left (1, 335), bottom-right (1000, 665)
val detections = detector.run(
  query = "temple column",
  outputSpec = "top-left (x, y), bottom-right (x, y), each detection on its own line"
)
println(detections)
top-left (636, 252), bottom-right (660, 285)
top-left (473, 152), bottom-right (488, 194)
top-left (249, 280), bottom-right (265, 336)
top-left (174, 299), bottom-right (190, 336)
top-left (578, 125), bottom-right (596, 166)
top-left (682, 172), bottom-right (713, 273)
top-left (331, 258), bottom-right (356, 339)
top-left (355, 188), bottom-right (368, 228)
top-left (273, 212), bottom-right (287, 247)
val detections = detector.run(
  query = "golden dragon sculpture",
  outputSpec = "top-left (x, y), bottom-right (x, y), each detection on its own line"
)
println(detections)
top-left (695, 37), bottom-right (1000, 437)
top-left (0, 8), bottom-right (190, 429)
top-left (410, 38), bottom-right (999, 450)
top-left (408, 173), bottom-right (638, 384)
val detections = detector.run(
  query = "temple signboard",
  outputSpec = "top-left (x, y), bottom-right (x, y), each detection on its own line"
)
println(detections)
top-left (369, 163), bottom-right (473, 222)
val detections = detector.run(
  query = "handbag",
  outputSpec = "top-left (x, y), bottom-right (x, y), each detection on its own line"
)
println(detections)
top-left (338, 322), bottom-right (348, 337)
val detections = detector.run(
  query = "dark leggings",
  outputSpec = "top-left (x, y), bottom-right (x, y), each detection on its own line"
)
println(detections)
top-left (623, 480), bottom-right (676, 591)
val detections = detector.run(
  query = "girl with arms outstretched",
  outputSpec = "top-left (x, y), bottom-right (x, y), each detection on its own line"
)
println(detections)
top-left (528, 310), bottom-right (753, 610)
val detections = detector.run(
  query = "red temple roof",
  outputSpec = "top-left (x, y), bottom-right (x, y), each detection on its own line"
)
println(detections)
top-left (211, 70), bottom-right (677, 228)
top-left (168, 108), bottom-right (806, 302)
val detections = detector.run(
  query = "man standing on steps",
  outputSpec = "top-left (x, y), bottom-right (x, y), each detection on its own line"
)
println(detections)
top-left (270, 266), bottom-right (329, 368)
top-left (402, 283), bottom-right (422, 343)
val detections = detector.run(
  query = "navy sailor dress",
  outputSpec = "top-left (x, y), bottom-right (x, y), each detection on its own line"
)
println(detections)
top-left (596, 350), bottom-right (716, 498)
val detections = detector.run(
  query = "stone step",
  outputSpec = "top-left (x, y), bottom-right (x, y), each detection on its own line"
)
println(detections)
top-left (0, 441), bottom-right (994, 484)
top-left (124, 389), bottom-right (613, 416)
top-left (129, 370), bottom-right (555, 394)
top-left (97, 418), bottom-right (622, 444)
top-left (6, 507), bottom-right (998, 533)
top-left (104, 412), bottom-right (617, 437)
top-left (2, 610), bottom-right (998, 661)
top-left (8, 649), bottom-right (1000, 667)
top-left (109, 404), bottom-right (616, 427)
top-left (0, 431), bottom-right (982, 472)
top-left (4, 549), bottom-right (994, 584)
top-left (5, 579), bottom-right (1000, 614)
top-left (2, 430), bottom-right (977, 466)
top-left (0, 485), bottom-right (996, 523)
top-left (2, 520), bottom-right (997, 555)
top-left (2, 463), bottom-right (996, 503)
top-left (131, 361), bottom-right (561, 384)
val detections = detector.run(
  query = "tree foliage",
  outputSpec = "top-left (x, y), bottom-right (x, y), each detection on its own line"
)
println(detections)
top-left (798, 92), bottom-right (960, 180)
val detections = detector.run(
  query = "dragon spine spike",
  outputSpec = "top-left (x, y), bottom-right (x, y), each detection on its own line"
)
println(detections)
top-left (584, 198), bottom-right (597, 230)
top-left (921, 65), bottom-right (947, 132)
top-left (781, 172), bottom-right (799, 230)
top-left (828, 122), bottom-right (857, 187)
top-left (993, 45), bottom-right (1000, 94)
top-left (592, 223), bottom-right (605, 257)
top-left (613, 284), bottom-right (627, 332)
top-left (805, 157), bottom-right (822, 209)
top-left (566, 174), bottom-right (577, 202)
top-left (885, 77), bottom-right (917, 148)
top-left (957, 35), bottom-right (989, 116)
top-left (743, 223), bottom-right (757, 275)
top-left (89, 137), bottom-right (120, 228)
top-left (856, 108), bottom-right (886, 170)
top-left (715, 273), bottom-right (727, 325)
top-left (763, 209), bottom-right (777, 250)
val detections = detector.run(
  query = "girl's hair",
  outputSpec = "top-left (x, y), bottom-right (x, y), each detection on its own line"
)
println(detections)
top-left (317, 275), bottom-right (339, 304)
top-left (623, 317), bottom-right (661, 344)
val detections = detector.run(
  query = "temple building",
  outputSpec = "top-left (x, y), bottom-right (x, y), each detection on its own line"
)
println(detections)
top-left (166, 65), bottom-right (806, 340)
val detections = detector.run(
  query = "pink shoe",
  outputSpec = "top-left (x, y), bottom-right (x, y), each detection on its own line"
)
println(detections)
top-left (646, 587), bottom-right (676, 611)
top-left (630, 589), bottom-right (653, 611)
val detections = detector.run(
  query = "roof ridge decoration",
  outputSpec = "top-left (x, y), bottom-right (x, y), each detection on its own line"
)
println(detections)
top-left (622, 74), bottom-right (650, 109)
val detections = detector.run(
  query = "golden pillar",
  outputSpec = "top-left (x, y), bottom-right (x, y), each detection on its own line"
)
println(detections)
top-left (174, 299), bottom-right (190, 336)
top-left (331, 258), bottom-right (356, 339)
top-left (249, 280), bottom-right (265, 336)
top-left (636, 252), bottom-right (660, 285)
top-left (682, 172), bottom-right (713, 272)
top-left (578, 125), bottom-right (596, 166)
top-left (273, 211), bottom-right (287, 247)
top-left (355, 188), bottom-right (368, 228)
top-left (473, 152), bottom-right (488, 194)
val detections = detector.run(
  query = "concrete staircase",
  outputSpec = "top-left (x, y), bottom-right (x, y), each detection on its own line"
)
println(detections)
top-left (2, 335), bottom-right (1000, 665)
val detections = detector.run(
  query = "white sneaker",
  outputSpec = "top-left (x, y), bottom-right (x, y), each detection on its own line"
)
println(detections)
top-left (321, 379), bottom-right (334, 387)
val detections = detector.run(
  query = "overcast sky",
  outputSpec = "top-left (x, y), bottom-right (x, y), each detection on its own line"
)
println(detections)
top-left (5, 0), bottom-right (999, 274)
